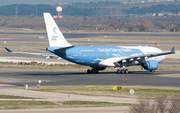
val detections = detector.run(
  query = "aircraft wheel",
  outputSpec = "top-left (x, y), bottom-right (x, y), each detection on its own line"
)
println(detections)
top-left (117, 69), bottom-right (121, 74)
top-left (125, 69), bottom-right (128, 74)
top-left (121, 69), bottom-right (124, 74)
top-left (91, 69), bottom-right (95, 74)
top-left (87, 69), bottom-right (91, 74)
top-left (95, 70), bottom-right (99, 73)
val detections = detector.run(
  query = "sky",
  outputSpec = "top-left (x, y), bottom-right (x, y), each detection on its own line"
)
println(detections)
top-left (1, 0), bottom-right (132, 6)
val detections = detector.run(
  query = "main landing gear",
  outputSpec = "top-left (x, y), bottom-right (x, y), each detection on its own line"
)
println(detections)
top-left (87, 67), bottom-right (106, 74)
top-left (116, 69), bottom-right (128, 74)
top-left (87, 69), bottom-right (99, 74)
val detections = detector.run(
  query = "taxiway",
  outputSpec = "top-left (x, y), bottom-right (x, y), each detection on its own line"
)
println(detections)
top-left (0, 69), bottom-right (180, 88)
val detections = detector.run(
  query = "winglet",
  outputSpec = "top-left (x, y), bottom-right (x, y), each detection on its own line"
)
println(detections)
top-left (171, 47), bottom-right (175, 53)
top-left (5, 47), bottom-right (12, 52)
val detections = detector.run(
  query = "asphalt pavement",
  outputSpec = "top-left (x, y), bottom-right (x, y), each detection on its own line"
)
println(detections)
top-left (0, 69), bottom-right (180, 88)
top-left (0, 107), bottom-right (129, 113)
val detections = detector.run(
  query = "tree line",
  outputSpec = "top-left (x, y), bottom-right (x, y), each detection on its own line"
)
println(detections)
top-left (123, 4), bottom-right (180, 14)
top-left (63, 6), bottom-right (97, 16)
top-left (0, 4), bottom-right (97, 17)
top-left (72, 1), bottom-right (122, 7)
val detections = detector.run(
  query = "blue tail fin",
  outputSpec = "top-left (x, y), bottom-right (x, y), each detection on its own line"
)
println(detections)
top-left (171, 47), bottom-right (175, 53)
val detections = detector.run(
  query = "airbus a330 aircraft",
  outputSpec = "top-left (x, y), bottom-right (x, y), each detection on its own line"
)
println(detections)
top-left (5, 13), bottom-right (175, 74)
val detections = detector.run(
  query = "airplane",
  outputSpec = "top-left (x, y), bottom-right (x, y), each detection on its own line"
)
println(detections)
top-left (5, 13), bottom-right (175, 74)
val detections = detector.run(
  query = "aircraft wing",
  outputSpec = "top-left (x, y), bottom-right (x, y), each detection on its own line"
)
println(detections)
top-left (114, 47), bottom-right (175, 66)
top-left (5, 47), bottom-right (61, 59)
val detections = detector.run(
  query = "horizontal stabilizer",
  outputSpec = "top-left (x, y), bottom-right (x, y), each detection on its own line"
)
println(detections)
top-left (55, 46), bottom-right (74, 54)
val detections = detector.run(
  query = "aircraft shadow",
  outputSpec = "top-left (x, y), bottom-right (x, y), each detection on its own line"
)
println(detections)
top-left (20, 71), bottom-right (168, 76)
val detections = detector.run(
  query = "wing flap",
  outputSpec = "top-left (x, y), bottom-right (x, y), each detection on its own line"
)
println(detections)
top-left (116, 47), bottom-right (175, 64)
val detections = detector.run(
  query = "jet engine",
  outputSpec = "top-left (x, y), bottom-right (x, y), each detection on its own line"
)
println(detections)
top-left (142, 60), bottom-right (158, 70)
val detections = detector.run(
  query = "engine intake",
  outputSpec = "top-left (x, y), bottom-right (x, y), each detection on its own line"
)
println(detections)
top-left (142, 60), bottom-right (158, 70)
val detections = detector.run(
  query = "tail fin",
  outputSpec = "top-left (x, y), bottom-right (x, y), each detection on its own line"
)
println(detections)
top-left (43, 13), bottom-right (72, 47)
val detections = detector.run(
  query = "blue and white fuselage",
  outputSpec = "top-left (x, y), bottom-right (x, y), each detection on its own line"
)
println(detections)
top-left (42, 12), bottom-right (175, 74)
top-left (47, 46), bottom-right (165, 67)
top-left (5, 13), bottom-right (174, 74)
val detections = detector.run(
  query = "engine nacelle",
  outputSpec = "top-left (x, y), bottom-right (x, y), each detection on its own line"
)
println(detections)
top-left (142, 60), bottom-right (158, 70)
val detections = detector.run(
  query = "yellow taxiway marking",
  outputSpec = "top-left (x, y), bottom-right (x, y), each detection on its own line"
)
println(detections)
top-left (122, 78), bottom-right (128, 80)
top-left (86, 85), bottom-right (94, 87)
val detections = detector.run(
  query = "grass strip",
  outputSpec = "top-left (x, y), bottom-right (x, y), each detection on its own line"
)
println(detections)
top-left (67, 36), bottom-right (180, 43)
top-left (32, 86), bottom-right (180, 99)
top-left (0, 94), bottom-right (37, 99)
top-left (0, 100), bottom-right (128, 109)
top-left (0, 100), bottom-right (56, 109)
top-left (62, 101), bottom-right (129, 107)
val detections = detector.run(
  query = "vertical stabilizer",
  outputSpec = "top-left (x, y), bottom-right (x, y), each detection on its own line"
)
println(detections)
top-left (43, 13), bottom-right (72, 47)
